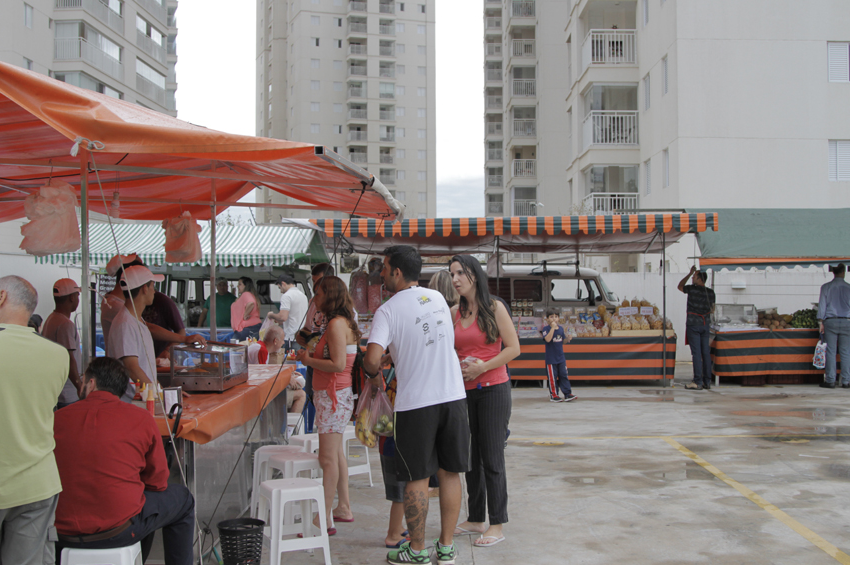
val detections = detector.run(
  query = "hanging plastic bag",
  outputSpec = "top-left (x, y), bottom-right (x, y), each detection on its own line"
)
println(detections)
top-left (258, 315), bottom-right (277, 341)
top-left (813, 337), bottom-right (827, 370)
top-left (349, 267), bottom-right (368, 315)
top-left (354, 379), bottom-right (395, 446)
top-left (19, 180), bottom-right (80, 256)
top-left (162, 211), bottom-right (202, 263)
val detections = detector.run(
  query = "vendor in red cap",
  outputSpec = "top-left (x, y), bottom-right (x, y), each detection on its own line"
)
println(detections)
top-left (41, 278), bottom-right (83, 408)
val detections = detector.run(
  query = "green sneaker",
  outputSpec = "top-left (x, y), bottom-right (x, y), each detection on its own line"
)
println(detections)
top-left (433, 539), bottom-right (457, 565)
top-left (387, 540), bottom-right (429, 564)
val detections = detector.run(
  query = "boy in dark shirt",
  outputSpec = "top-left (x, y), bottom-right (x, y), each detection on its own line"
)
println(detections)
top-left (542, 308), bottom-right (577, 402)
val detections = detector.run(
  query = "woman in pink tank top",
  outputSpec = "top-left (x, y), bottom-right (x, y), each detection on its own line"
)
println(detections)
top-left (449, 255), bottom-right (519, 547)
top-left (296, 276), bottom-right (360, 532)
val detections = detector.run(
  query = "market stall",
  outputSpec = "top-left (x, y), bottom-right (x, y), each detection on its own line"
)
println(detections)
top-left (693, 209), bottom-right (850, 385)
top-left (304, 213), bottom-right (719, 383)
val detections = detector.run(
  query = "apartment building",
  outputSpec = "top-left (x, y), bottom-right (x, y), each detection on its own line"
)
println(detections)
top-left (0, 0), bottom-right (178, 116)
top-left (255, 0), bottom-right (436, 223)
top-left (485, 0), bottom-right (850, 268)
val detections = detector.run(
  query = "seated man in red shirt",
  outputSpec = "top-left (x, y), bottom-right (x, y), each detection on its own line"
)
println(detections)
top-left (53, 357), bottom-right (195, 565)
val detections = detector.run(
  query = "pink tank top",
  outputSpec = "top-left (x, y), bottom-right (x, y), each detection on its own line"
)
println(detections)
top-left (311, 329), bottom-right (355, 411)
top-left (454, 312), bottom-right (508, 390)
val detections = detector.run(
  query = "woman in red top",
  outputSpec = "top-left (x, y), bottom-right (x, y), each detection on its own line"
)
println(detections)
top-left (449, 254), bottom-right (520, 547)
top-left (230, 277), bottom-right (262, 340)
top-left (295, 276), bottom-right (359, 532)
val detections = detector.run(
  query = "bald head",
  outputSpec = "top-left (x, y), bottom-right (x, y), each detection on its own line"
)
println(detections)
top-left (0, 276), bottom-right (38, 325)
top-left (262, 324), bottom-right (286, 354)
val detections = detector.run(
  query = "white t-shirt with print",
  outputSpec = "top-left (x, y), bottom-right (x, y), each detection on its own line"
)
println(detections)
top-left (368, 286), bottom-right (465, 412)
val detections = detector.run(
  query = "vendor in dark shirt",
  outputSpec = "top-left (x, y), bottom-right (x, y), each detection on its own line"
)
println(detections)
top-left (678, 266), bottom-right (716, 390)
top-left (143, 291), bottom-right (186, 357)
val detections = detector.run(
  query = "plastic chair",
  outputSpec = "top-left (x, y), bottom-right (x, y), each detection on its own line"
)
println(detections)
top-left (61, 542), bottom-right (143, 565)
top-left (288, 432), bottom-right (319, 454)
top-left (343, 425), bottom-right (373, 486)
top-left (250, 444), bottom-right (305, 518)
top-left (257, 478), bottom-right (331, 565)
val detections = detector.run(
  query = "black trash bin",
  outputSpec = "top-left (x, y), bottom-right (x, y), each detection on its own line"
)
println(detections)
top-left (218, 518), bottom-right (264, 565)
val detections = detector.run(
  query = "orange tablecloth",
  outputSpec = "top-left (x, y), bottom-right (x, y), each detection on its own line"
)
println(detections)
top-left (154, 365), bottom-right (292, 445)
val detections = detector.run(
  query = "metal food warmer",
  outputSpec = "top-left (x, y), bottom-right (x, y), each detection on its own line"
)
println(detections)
top-left (165, 342), bottom-right (249, 392)
top-left (711, 303), bottom-right (760, 332)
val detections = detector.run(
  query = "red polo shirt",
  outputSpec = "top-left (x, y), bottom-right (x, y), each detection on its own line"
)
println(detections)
top-left (53, 390), bottom-right (169, 535)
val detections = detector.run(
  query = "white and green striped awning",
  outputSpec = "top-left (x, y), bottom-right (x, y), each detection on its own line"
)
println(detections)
top-left (37, 223), bottom-right (329, 267)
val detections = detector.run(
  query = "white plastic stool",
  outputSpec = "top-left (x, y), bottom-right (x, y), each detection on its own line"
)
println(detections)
top-left (343, 426), bottom-right (373, 486)
top-left (286, 412), bottom-right (304, 438)
top-left (268, 451), bottom-right (322, 479)
top-left (61, 542), bottom-right (143, 565)
top-left (257, 478), bottom-right (331, 565)
top-left (250, 444), bottom-right (305, 518)
top-left (288, 432), bottom-right (319, 453)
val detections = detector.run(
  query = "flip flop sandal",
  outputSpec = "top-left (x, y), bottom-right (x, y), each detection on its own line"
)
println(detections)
top-left (454, 527), bottom-right (482, 535)
top-left (333, 516), bottom-right (354, 522)
top-left (474, 535), bottom-right (505, 547)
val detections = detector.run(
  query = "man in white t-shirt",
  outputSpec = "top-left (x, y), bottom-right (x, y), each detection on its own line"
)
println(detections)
top-left (267, 274), bottom-right (308, 348)
top-left (364, 245), bottom-right (469, 565)
top-left (41, 279), bottom-right (83, 407)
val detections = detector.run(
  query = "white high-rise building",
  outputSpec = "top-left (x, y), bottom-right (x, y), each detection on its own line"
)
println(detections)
top-left (485, 0), bottom-right (850, 268)
top-left (256, 0), bottom-right (436, 223)
top-left (0, 0), bottom-right (178, 116)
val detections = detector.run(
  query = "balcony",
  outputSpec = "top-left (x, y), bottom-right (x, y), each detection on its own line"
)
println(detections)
top-left (348, 108), bottom-right (367, 120)
top-left (379, 67), bottom-right (395, 78)
top-left (380, 45), bottom-right (395, 56)
top-left (487, 201), bottom-right (504, 214)
top-left (136, 30), bottom-right (167, 64)
top-left (512, 79), bottom-right (536, 97)
top-left (513, 199), bottom-right (538, 216)
top-left (380, 154), bottom-right (394, 164)
top-left (349, 65), bottom-right (367, 76)
top-left (348, 44), bottom-right (366, 55)
top-left (486, 17), bottom-right (502, 30)
top-left (379, 2), bottom-right (395, 13)
top-left (55, 0), bottom-right (124, 34)
top-left (349, 0), bottom-right (367, 11)
top-left (348, 86), bottom-right (366, 98)
top-left (379, 174), bottom-right (396, 185)
top-left (486, 70), bottom-right (503, 82)
top-left (486, 43), bottom-right (502, 57)
top-left (582, 192), bottom-right (639, 215)
top-left (513, 119), bottom-right (536, 137)
top-left (380, 110), bottom-right (395, 120)
top-left (379, 132), bottom-right (396, 142)
top-left (379, 24), bottom-right (395, 35)
top-left (349, 153), bottom-right (367, 164)
top-left (581, 30), bottom-right (637, 73)
top-left (487, 175), bottom-right (503, 187)
top-left (136, 0), bottom-right (166, 25)
top-left (512, 159), bottom-right (536, 177)
top-left (379, 90), bottom-right (395, 99)
top-left (487, 150), bottom-right (503, 161)
top-left (348, 131), bottom-right (368, 141)
top-left (54, 38), bottom-right (123, 80)
top-left (136, 74), bottom-right (166, 105)
top-left (582, 111), bottom-right (638, 149)
top-left (511, 1), bottom-right (535, 17)
top-left (486, 122), bottom-right (503, 135)
top-left (486, 95), bottom-right (503, 109)
top-left (348, 22), bottom-right (367, 34)
top-left (512, 39), bottom-right (535, 58)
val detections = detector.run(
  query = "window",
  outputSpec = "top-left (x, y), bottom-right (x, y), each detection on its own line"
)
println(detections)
top-left (417, 87), bottom-right (426, 96)
top-left (828, 42), bottom-right (850, 82)
top-left (417, 66), bottom-right (426, 76)
top-left (311, 102), bottom-right (320, 112)
top-left (333, 125), bottom-right (343, 134)
top-left (311, 16), bottom-right (320, 26)
top-left (418, 150), bottom-right (426, 159)
top-left (828, 140), bottom-right (850, 181)
top-left (397, 107), bottom-right (405, 116)
top-left (396, 148), bottom-right (405, 158)
top-left (397, 64), bottom-right (405, 74)
top-left (417, 45), bottom-right (426, 56)
top-left (417, 25), bottom-right (425, 34)
top-left (24, 3), bottom-right (33, 28)
top-left (663, 149), bottom-right (669, 187)
top-left (397, 127), bottom-right (405, 137)
top-left (137, 16), bottom-right (164, 45)
top-left (312, 37), bottom-right (320, 46)
top-left (662, 56), bottom-right (668, 94)
top-left (396, 22), bottom-right (405, 33)
top-left (380, 82), bottom-right (395, 98)
top-left (398, 2), bottom-right (405, 10)
top-left (333, 81), bottom-right (343, 91)
top-left (336, 39), bottom-right (343, 48)
top-left (333, 60), bottom-right (343, 70)
top-left (334, 17), bottom-right (343, 26)
top-left (334, 103), bottom-right (343, 112)
top-left (397, 44), bottom-right (405, 54)
top-left (643, 74), bottom-right (651, 110)
top-left (397, 170), bottom-right (406, 180)
top-left (417, 129), bottom-right (426, 138)
top-left (311, 80), bottom-right (320, 90)
top-left (644, 159), bottom-right (651, 195)
top-left (418, 192), bottom-right (427, 202)
top-left (419, 4), bottom-right (426, 13)
top-left (397, 85), bottom-right (406, 95)
top-left (417, 171), bottom-right (426, 180)
top-left (311, 123), bottom-right (321, 133)
top-left (642, 0), bottom-right (649, 26)
top-left (417, 108), bottom-right (426, 118)
top-left (290, 107), bottom-right (294, 117)
top-left (311, 58), bottom-right (320, 68)
top-left (23, 57), bottom-right (33, 70)
top-left (136, 59), bottom-right (165, 88)
top-left (396, 191), bottom-right (406, 201)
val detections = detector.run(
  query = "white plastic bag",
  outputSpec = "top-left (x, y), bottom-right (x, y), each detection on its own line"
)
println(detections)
top-left (162, 211), bottom-right (202, 263)
top-left (19, 180), bottom-right (80, 256)
top-left (813, 338), bottom-right (827, 370)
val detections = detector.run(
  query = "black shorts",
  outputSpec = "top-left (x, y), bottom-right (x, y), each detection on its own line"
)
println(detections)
top-left (380, 454), bottom-right (407, 503)
top-left (394, 398), bottom-right (470, 481)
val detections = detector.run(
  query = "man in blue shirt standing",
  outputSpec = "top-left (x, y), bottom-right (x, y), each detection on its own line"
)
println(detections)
top-left (817, 263), bottom-right (850, 388)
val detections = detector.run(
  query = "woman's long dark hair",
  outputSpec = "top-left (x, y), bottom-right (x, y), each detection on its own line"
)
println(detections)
top-left (451, 255), bottom-right (499, 344)
top-left (317, 276), bottom-right (362, 342)
top-left (238, 276), bottom-right (260, 308)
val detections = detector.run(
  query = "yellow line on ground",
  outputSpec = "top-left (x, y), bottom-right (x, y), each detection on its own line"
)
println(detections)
top-left (508, 433), bottom-right (850, 441)
top-left (664, 437), bottom-right (850, 564)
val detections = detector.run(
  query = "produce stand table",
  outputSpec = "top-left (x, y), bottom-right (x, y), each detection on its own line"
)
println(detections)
top-left (710, 329), bottom-right (830, 386)
top-left (510, 336), bottom-right (677, 381)
top-left (150, 365), bottom-right (293, 534)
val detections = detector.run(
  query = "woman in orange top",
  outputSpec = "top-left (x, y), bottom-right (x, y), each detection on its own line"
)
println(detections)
top-left (450, 254), bottom-right (519, 548)
top-left (230, 277), bottom-right (262, 340)
top-left (296, 276), bottom-right (360, 532)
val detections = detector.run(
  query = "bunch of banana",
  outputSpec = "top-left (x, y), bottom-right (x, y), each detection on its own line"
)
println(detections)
top-left (355, 408), bottom-right (377, 447)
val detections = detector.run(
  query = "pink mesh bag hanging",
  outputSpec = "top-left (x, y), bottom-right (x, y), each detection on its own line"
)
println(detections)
top-left (162, 211), bottom-right (202, 263)
top-left (19, 180), bottom-right (81, 256)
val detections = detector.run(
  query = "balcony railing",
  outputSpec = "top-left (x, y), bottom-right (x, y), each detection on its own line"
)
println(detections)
top-left (512, 39), bottom-right (535, 57)
top-left (348, 108), bottom-right (368, 119)
top-left (582, 192), bottom-right (639, 215)
top-left (512, 79), bottom-right (536, 97)
top-left (486, 122), bottom-right (503, 135)
top-left (380, 154), bottom-right (394, 164)
top-left (487, 201), bottom-right (504, 214)
top-left (349, 1), bottom-right (367, 11)
top-left (136, 30), bottom-right (166, 64)
top-left (136, 74), bottom-right (166, 105)
top-left (380, 110), bottom-right (395, 120)
top-left (513, 199), bottom-right (537, 216)
top-left (581, 29), bottom-right (637, 73)
top-left (349, 44), bottom-right (366, 55)
top-left (487, 150), bottom-right (503, 161)
top-left (512, 119), bottom-right (536, 136)
top-left (486, 17), bottom-right (502, 29)
top-left (379, 67), bottom-right (395, 77)
top-left (348, 131), bottom-right (368, 141)
top-left (379, 24), bottom-right (395, 35)
top-left (348, 86), bottom-right (366, 97)
top-left (379, 175), bottom-right (396, 185)
top-left (582, 110), bottom-right (638, 149)
top-left (486, 95), bottom-right (503, 109)
top-left (349, 153), bottom-right (367, 164)
top-left (512, 159), bottom-right (536, 177)
top-left (55, 0), bottom-right (124, 34)
top-left (486, 70), bottom-right (503, 82)
top-left (379, 45), bottom-right (395, 56)
top-left (487, 175), bottom-right (503, 187)
top-left (54, 38), bottom-right (123, 80)
top-left (348, 22), bottom-right (367, 33)
top-left (486, 43), bottom-right (502, 57)
top-left (511, 1), bottom-right (535, 17)
top-left (379, 90), bottom-right (395, 99)
top-left (136, 0), bottom-right (166, 25)
top-left (379, 2), bottom-right (395, 13)
top-left (349, 65), bottom-right (367, 76)
top-left (380, 132), bottom-right (396, 142)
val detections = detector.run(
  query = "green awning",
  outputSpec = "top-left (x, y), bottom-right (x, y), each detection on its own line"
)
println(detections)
top-left (691, 209), bottom-right (850, 270)
top-left (37, 223), bottom-right (329, 267)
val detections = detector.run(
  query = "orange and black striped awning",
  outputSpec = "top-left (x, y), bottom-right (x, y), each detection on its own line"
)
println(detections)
top-left (311, 213), bottom-right (718, 256)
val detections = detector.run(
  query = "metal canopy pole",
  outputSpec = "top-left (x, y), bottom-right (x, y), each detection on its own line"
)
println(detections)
top-left (495, 236), bottom-right (501, 295)
top-left (80, 149), bottom-right (92, 369)
top-left (662, 230), bottom-right (668, 387)
top-left (209, 161), bottom-right (217, 341)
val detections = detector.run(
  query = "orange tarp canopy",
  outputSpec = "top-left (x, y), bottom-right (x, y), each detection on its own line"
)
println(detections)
top-left (0, 62), bottom-right (400, 222)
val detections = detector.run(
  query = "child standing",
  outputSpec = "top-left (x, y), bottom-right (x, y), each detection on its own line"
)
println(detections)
top-left (542, 309), bottom-right (577, 402)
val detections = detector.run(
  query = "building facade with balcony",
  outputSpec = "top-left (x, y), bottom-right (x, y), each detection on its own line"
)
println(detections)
top-left (255, 0), bottom-right (437, 223)
top-left (1, 0), bottom-right (178, 116)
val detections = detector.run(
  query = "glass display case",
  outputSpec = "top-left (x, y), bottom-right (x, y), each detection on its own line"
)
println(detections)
top-left (712, 303), bottom-right (759, 331)
top-left (167, 342), bottom-right (249, 392)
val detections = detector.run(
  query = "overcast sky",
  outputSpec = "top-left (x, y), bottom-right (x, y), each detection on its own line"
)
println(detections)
top-left (176, 0), bottom-right (485, 219)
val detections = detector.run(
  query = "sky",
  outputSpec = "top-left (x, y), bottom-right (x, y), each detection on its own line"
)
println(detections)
top-left (175, 0), bottom-right (485, 219)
